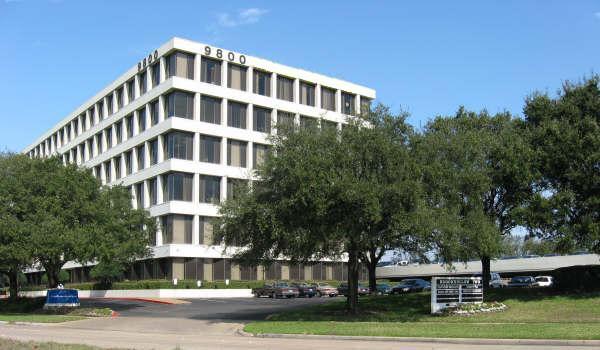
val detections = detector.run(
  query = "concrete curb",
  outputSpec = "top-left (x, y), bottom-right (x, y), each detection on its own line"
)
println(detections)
top-left (239, 330), bottom-right (600, 347)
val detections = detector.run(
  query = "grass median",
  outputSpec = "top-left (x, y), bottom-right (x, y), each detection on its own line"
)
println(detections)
top-left (245, 289), bottom-right (600, 340)
top-left (0, 298), bottom-right (111, 323)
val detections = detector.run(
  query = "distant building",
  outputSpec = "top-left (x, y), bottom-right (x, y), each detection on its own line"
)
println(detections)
top-left (23, 37), bottom-right (375, 283)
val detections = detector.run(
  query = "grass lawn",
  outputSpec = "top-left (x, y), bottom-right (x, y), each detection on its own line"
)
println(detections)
top-left (0, 338), bottom-right (124, 350)
top-left (245, 288), bottom-right (600, 339)
top-left (0, 298), bottom-right (111, 324)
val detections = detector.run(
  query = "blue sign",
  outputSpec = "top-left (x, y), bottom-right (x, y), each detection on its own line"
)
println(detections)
top-left (45, 289), bottom-right (80, 308)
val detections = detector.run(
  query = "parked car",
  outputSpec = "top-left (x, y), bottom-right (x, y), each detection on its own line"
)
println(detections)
top-left (252, 282), bottom-right (299, 298)
top-left (507, 276), bottom-right (538, 288)
top-left (337, 283), bottom-right (370, 296)
top-left (472, 272), bottom-right (504, 288)
top-left (535, 276), bottom-right (554, 287)
top-left (311, 283), bottom-right (339, 297)
top-left (391, 279), bottom-right (431, 294)
top-left (376, 283), bottom-right (393, 295)
top-left (291, 282), bottom-right (317, 297)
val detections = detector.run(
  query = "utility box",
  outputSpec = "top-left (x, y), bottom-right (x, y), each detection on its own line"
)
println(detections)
top-left (431, 277), bottom-right (482, 314)
top-left (44, 289), bottom-right (80, 309)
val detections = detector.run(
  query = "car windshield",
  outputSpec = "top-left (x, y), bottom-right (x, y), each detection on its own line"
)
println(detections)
top-left (536, 277), bottom-right (549, 282)
top-left (275, 282), bottom-right (289, 287)
top-left (512, 277), bottom-right (530, 283)
top-left (402, 280), bottom-right (416, 285)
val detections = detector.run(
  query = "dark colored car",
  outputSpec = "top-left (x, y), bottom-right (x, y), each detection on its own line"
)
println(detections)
top-left (391, 279), bottom-right (431, 294)
top-left (507, 276), bottom-right (538, 288)
top-left (376, 283), bottom-right (392, 295)
top-left (337, 283), bottom-right (370, 296)
top-left (291, 283), bottom-right (317, 298)
top-left (252, 282), bottom-right (300, 298)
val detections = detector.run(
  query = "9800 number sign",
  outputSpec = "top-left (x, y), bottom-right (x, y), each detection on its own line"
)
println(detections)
top-left (204, 46), bottom-right (246, 65)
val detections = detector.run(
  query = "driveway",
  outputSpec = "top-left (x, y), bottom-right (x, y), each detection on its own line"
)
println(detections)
top-left (80, 296), bottom-right (335, 320)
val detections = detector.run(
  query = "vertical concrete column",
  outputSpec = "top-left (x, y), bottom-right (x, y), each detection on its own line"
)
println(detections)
top-left (143, 141), bottom-right (150, 169)
top-left (155, 217), bottom-right (163, 246)
top-left (156, 174), bottom-right (164, 204)
top-left (271, 72), bottom-right (277, 99)
top-left (134, 74), bottom-right (140, 101)
top-left (143, 179), bottom-right (150, 208)
top-left (203, 260), bottom-right (213, 281)
top-left (293, 78), bottom-right (300, 104)
top-left (194, 54), bottom-right (201, 81)
top-left (194, 92), bottom-right (201, 121)
top-left (315, 84), bottom-right (322, 110)
top-left (221, 137), bottom-right (228, 166)
top-left (99, 162), bottom-right (106, 184)
top-left (131, 146), bottom-right (138, 174)
top-left (192, 173), bottom-right (200, 204)
top-left (193, 133), bottom-right (200, 162)
top-left (247, 66), bottom-right (253, 93)
top-left (222, 61), bottom-right (228, 88)
top-left (145, 103), bottom-right (151, 128)
top-left (158, 95), bottom-right (165, 123)
top-left (192, 215), bottom-right (199, 245)
top-left (221, 98), bottom-right (228, 127)
top-left (157, 134), bottom-right (165, 163)
top-left (247, 104), bottom-right (253, 131)
top-left (159, 55), bottom-right (166, 83)
top-left (109, 158), bottom-right (116, 183)
top-left (220, 176), bottom-right (227, 203)
top-left (355, 95), bottom-right (361, 116)
top-left (271, 108), bottom-right (278, 135)
top-left (111, 124), bottom-right (117, 147)
top-left (133, 110), bottom-right (140, 136)
top-left (247, 142), bottom-right (254, 170)
top-left (101, 130), bottom-right (108, 154)
top-left (335, 90), bottom-right (342, 114)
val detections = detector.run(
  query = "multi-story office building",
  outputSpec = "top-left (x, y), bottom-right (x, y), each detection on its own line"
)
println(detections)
top-left (23, 37), bottom-right (375, 283)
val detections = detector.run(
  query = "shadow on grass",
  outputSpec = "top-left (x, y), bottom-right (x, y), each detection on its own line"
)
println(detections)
top-left (266, 288), bottom-right (600, 323)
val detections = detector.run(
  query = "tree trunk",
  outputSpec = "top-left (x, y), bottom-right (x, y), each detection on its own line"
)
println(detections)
top-left (44, 263), bottom-right (60, 289)
top-left (366, 247), bottom-right (384, 293)
top-left (346, 247), bottom-right (359, 314)
top-left (8, 268), bottom-right (19, 301)
top-left (481, 255), bottom-right (491, 295)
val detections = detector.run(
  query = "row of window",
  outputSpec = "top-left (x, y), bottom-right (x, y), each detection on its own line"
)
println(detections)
top-left (129, 172), bottom-right (248, 209)
top-left (54, 90), bottom-right (333, 165)
top-left (30, 49), bottom-right (371, 159)
top-left (84, 131), bottom-right (269, 186)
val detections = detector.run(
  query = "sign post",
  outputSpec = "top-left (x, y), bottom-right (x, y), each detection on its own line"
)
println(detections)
top-left (431, 277), bottom-right (482, 314)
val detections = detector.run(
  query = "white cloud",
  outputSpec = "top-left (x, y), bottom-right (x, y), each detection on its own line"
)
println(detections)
top-left (217, 8), bottom-right (269, 28)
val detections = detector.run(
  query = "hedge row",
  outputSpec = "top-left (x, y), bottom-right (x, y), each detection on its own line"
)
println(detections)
top-left (553, 265), bottom-right (600, 292)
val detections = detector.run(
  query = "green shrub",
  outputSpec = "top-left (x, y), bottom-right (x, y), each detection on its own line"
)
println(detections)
top-left (553, 265), bottom-right (600, 292)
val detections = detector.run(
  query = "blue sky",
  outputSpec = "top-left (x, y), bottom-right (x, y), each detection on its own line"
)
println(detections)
top-left (1, 0), bottom-right (599, 151)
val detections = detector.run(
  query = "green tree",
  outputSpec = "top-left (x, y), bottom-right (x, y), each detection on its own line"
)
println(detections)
top-left (0, 153), bottom-right (35, 300)
top-left (417, 108), bottom-right (535, 288)
top-left (216, 106), bottom-right (427, 312)
top-left (0, 155), bottom-right (155, 289)
top-left (84, 185), bottom-right (155, 288)
top-left (524, 76), bottom-right (600, 253)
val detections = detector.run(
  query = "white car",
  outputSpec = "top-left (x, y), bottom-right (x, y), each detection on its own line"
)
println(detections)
top-left (490, 272), bottom-right (504, 288)
top-left (535, 276), bottom-right (554, 287)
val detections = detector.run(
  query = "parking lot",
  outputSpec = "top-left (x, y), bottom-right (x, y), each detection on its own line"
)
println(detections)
top-left (81, 295), bottom-right (336, 321)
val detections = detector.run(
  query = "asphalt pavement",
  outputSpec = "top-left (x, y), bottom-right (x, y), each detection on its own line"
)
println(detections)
top-left (80, 295), bottom-right (336, 320)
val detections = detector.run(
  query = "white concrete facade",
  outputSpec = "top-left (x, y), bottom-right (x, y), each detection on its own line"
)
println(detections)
top-left (23, 37), bottom-right (375, 281)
